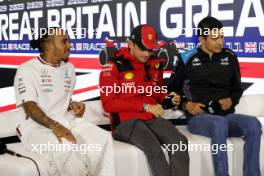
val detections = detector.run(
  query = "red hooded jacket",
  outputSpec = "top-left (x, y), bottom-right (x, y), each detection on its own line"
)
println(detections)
top-left (99, 48), bottom-right (167, 129)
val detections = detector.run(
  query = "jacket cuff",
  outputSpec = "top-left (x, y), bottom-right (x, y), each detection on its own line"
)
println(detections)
top-left (230, 95), bottom-right (239, 106)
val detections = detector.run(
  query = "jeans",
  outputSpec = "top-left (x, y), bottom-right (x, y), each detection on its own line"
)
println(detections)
top-left (188, 113), bottom-right (262, 176)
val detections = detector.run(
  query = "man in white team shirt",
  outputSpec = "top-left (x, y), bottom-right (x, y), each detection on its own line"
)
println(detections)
top-left (14, 27), bottom-right (115, 176)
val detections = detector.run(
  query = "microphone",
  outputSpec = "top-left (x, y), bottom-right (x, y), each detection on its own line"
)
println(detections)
top-left (0, 141), bottom-right (41, 176)
top-left (202, 100), bottom-right (222, 114)
top-left (0, 141), bottom-right (22, 157)
top-left (162, 95), bottom-right (175, 109)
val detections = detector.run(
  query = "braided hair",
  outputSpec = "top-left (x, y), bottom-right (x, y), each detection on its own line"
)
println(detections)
top-left (30, 27), bottom-right (60, 52)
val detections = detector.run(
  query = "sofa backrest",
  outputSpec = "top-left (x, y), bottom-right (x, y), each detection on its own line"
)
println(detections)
top-left (0, 100), bottom-right (110, 138)
top-left (0, 95), bottom-right (263, 138)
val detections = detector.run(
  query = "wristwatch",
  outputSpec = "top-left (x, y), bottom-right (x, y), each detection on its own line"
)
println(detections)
top-left (143, 104), bottom-right (149, 112)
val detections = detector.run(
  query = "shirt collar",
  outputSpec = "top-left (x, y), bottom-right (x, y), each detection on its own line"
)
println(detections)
top-left (37, 56), bottom-right (61, 67)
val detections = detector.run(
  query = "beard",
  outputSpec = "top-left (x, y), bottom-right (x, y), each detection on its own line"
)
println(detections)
top-left (62, 52), bottom-right (70, 63)
top-left (62, 57), bottom-right (69, 63)
top-left (62, 50), bottom-right (70, 63)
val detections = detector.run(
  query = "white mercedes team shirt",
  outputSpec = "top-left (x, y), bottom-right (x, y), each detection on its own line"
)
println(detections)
top-left (14, 56), bottom-right (76, 135)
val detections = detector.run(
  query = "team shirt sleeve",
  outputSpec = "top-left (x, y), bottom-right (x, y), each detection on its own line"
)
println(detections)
top-left (14, 65), bottom-right (38, 107)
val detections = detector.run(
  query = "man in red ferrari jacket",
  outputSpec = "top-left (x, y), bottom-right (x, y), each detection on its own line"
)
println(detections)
top-left (99, 24), bottom-right (189, 176)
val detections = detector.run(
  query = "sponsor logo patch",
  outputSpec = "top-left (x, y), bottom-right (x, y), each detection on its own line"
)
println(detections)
top-left (124, 72), bottom-right (134, 80)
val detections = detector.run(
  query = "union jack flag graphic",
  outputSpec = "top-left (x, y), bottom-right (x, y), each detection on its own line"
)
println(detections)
top-left (8, 44), bottom-right (13, 50)
top-left (244, 42), bottom-right (257, 53)
top-left (76, 43), bottom-right (83, 51)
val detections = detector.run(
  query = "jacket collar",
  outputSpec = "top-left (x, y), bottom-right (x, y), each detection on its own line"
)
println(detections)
top-left (114, 47), bottom-right (162, 66)
top-left (197, 47), bottom-right (223, 60)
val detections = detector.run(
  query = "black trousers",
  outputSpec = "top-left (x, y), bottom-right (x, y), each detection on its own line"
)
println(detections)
top-left (113, 118), bottom-right (189, 176)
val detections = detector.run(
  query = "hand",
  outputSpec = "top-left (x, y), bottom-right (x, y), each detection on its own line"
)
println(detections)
top-left (219, 97), bottom-right (232, 111)
top-left (51, 123), bottom-right (77, 143)
top-left (186, 101), bottom-right (205, 115)
top-left (70, 101), bottom-right (85, 117)
top-left (146, 104), bottom-right (164, 118)
top-left (169, 92), bottom-right (181, 107)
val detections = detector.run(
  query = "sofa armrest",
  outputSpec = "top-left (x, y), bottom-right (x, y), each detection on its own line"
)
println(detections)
top-left (235, 94), bottom-right (264, 117)
top-left (0, 109), bottom-right (25, 138)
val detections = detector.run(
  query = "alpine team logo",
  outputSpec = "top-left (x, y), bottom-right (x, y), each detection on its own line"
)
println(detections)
top-left (192, 57), bottom-right (202, 66)
top-left (220, 57), bottom-right (229, 65)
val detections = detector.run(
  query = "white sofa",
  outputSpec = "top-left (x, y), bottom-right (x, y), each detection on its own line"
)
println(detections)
top-left (0, 94), bottom-right (264, 176)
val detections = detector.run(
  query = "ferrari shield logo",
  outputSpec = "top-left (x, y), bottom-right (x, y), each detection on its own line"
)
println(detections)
top-left (148, 34), bottom-right (153, 40)
top-left (155, 63), bottom-right (160, 69)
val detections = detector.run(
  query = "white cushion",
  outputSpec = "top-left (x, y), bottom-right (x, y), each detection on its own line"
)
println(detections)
top-left (1, 126), bottom-right (236, 176)
top-left (1, 94), bottom-right (264, 176)
top-left (178, 126), bottom-right (233, 176)
top-left (83, 100), bottom-right (110, 125)
top-left (1, 141), bottom-right (151, 176)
